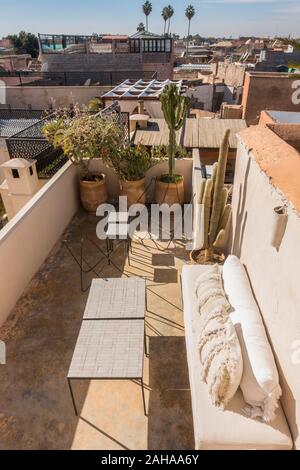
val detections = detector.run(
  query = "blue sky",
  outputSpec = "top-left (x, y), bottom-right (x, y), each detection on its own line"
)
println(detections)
top-left (0, 0), bottom-right (299, 38)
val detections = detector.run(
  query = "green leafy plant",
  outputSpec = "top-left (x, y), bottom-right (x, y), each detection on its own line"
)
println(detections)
top-left (108, 144), bottom-right (157, 181)
top-left (87, 98), bottom-right (102, 113)
top-left (151, 144), bottom-right (191, 161)
top-left (6, 31), bottom-right (39, 57)
top-left (41, 118), bottom-right (67, 149)
top-left (42, 111), bottom-right (124, 180)
top-left (199, 129), bottom-right (232, 262)
top-left (159, 84), bottom-right (190, 182)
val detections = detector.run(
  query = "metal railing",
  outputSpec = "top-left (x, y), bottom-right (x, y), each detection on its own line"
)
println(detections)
top-left (0, 70), bottom-right (157, 87)
top-left (5, 103), bottom-right (130, 178)
top-left (6, 114), bottom-right (67, 178)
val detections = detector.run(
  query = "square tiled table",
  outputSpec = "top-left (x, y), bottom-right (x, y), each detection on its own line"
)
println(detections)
top-left (67, 319), bottom-right (147, 416)
top-left (67, 277), bottom-right (148, 417)
top-left (83, 277), bottom-right (146, 320)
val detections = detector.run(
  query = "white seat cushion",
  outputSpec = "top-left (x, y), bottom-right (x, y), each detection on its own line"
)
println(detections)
top-left (181, 265), bottom-right (292, 450)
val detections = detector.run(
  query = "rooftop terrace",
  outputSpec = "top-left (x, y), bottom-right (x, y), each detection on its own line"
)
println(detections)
top-left (0, 210), bottom-right (193, 450)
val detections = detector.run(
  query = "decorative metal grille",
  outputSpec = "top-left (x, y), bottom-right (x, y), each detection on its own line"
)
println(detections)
top-left (0, 109), bottom-right (45, 138)
top-left (6, 115), bottom-right (67, 178)
top-left (5, 104), bottom-right (129, 179)
top-left (100, 102), bottom-right (130, 142)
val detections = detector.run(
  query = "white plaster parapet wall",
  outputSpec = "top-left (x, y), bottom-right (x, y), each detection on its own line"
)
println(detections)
top-left (0, 161), bottom-right (79, 326)
top-left (0, 139), bottom-right (10, 183)
top-left (231, 130), bottom-right (300, 449)
top-left (2, 86), bottom-right (110, 110)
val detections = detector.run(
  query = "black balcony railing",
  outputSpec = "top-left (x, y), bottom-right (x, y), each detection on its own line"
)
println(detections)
top-left (5, 115), bottom-right (67, 178)
top-left (5, 103), bottom-right (130, 178)
top-left (0, 70), bottom-right (157, 87)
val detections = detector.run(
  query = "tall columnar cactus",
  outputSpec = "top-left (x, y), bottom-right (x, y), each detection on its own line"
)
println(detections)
top-left (160, 84), bottom-right (190, 178)
top-left (199, 129), bottom-right (232, 261)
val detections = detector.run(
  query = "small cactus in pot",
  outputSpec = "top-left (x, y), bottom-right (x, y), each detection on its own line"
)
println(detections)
top-left (198, 129), bottom-right (232, 262)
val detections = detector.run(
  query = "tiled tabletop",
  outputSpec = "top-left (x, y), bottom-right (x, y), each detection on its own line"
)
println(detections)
top-left (67, 319), bottom-right (144, 379)
top-left (83, 277), bottom-right (146, 320)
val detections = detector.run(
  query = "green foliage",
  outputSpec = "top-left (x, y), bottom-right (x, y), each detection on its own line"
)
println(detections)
top-left (108, 144), bottom-right (156, 181)
top-left (199, 129), bottom-right (232, 260)
top-left (143, 1), bottom-right (152, 30)
top-left (163, 5), bottom-right (174, 35)
top-left (42, 111), bottom-right (124, 178)
top-left (151, 144), bottom-right (191, 160)
top-left (137, 23), bottom-right (146, 32)
top-left (6, 31), bottom-right (39, 57)
top-left (160, 84), bottom-right (190, 179)
top-left (87, 98), bottom-right (102, 113)
top-left (185, 5), bottom-right (196, 21)
top-left (41, 118), bottom-right (67, 149)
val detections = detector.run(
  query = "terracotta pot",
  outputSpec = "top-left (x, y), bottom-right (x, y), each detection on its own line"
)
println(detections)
top-left (155, 175), bottom-right (185, 205)
top-left (80, 174), bottom-right (108, 213)
top-left (190, 248), bottom-right (225, 265)
top-left (120, 178), bottom-right (146, 206)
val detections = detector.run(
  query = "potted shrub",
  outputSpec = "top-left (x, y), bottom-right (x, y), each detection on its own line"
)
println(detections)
top-left (42, 111), bottom-right (123, 212)
top-left (155, 84), bottom-right (190, 205)
top-left (190, 129), bottom-right (232, 264)
top-left (108, 144), bottom-right (156, 206)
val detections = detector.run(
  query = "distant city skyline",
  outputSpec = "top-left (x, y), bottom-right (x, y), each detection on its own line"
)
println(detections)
top-left (0, 0), bottom-right (299, 38)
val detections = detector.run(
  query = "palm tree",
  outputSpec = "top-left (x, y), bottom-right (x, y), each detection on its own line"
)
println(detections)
top-left (166, 5), bottom-right (174, 36)
top-left (143, 1), bottom-right (152, 32)
top-left (137, 22), bottom-right (145, 33)
top-left (162, 7), bottom-right (169, 35)
top-left (185, 5), bottom-right (195, 54)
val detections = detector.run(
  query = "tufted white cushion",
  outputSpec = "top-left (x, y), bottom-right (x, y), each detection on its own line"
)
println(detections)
top-left (223, 255), bottom-right (282, 422)
top-left (194, 264), bottom-right (243, 409)
top-left (198, 310), bottom-right (243, 409)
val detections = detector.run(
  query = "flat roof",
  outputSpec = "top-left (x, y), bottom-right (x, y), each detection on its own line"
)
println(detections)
top-left (183, 118), bottom-right (247, 149)
top-left (266, 110), bottom-right (300, 124)
top-left (134, 119), bottom-right (182, 146)
top-left (134, 117), bottom-right (247, 148)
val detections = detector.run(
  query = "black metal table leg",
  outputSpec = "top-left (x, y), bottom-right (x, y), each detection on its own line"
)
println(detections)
top-left (67, 378), bottom-right (78, 416)
top-left (106, 238), bottom-right (111, 265)
top-left (140, 378), bottom-right (147, 417)
top-left (144, 328), bottom-right (149, 358)
top-left (127, 239), bottom-right (131, 265)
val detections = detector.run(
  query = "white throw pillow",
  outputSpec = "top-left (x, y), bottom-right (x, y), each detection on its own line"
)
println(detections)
top-left (193, 264), bottom-right (231, 341)
top-left (222, 255), bottom-right (282, 422)
top-left (198, 309), bottom-right (243, 410)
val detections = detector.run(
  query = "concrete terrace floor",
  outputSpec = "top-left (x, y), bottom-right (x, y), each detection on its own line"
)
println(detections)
top-left (0, 211), bottom-right (194, 450)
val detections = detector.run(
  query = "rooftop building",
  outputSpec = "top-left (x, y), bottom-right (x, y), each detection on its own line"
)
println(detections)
top-left (38, 31), bottom-right (174, 81)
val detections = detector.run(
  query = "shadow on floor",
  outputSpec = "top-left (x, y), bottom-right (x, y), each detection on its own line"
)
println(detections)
top-left (147, 336), bottom-right (194, 450)
top-left (0, 212), bottom-right (126, 449)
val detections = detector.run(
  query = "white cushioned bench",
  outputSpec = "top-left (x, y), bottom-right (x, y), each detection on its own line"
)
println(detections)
top-left (181, 264), bottom-right (293, 450)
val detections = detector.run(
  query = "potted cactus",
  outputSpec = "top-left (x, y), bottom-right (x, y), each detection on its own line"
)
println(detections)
top-left (191, 129), bottom-right (232, 264)
top-left (155, 84), bottom-right (190, 205)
